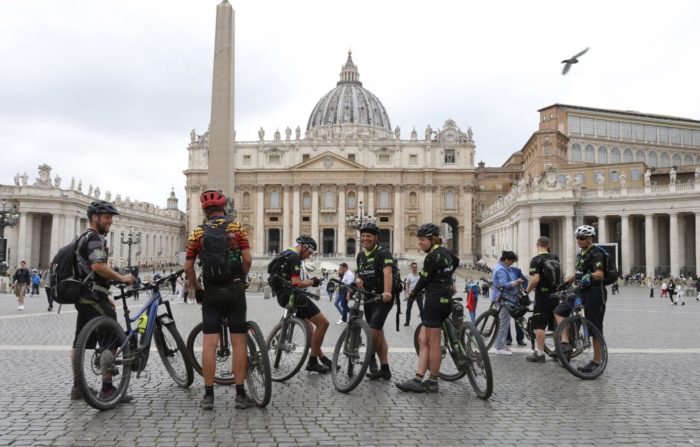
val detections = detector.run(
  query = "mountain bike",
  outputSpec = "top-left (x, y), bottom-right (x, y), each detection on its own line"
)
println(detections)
top-left (186, 318), bottom-right (272, 407)
top-left (72, 270), bottom-right (194, 411)
top-left (413, 297), bottom-right (493, 399)
top-left (474, 287), bottom-right (555, 357)
top-left (327, 279), bottom-right (381, 393)
top-left (550, 282), bottom-right (608, 380)
top-left (264, 275), bottom-right (318, 382)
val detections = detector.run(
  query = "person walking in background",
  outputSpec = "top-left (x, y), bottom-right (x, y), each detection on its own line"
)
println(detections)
top-left (404, 262), bottom-right (423, 326)
top-left (334, 263), bottom-right (355, 324)
top-left (30, 270), bottom-right (41, 296)
top-left (661, 281), bottom-right (668, 298)
top-left (465, 279), bottom-right (480, 322)
top-left (649, 279), bottom-right (654, 298)
top-left (12, 261), bottom-right (31, 311)
top-left (169, 270), bottom-right (177, 295)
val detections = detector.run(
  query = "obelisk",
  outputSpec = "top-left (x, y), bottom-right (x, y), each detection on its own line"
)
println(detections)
top-left (207, 0), bottom-right (235, 195)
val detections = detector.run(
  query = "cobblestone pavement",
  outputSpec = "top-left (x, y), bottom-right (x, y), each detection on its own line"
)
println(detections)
top-left (1, 285), bottom-right (699, 446)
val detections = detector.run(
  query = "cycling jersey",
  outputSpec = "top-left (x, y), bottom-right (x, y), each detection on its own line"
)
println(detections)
top-left (412, 245), bottom-right (459, 328)
top-left (274, 248), bottom-right (320, 320)
top-left (356, 244), bottom-right (394, 294)
top-left (575, 246), bottom-right (605, 287)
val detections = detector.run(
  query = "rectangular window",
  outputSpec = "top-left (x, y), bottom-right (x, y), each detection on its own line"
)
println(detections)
top-left (243, 155), bottom-right (251, 165)
top-left (568, 116), bottom-right (581, 134)
top-left (620, 123), bottom-right (632, 140)
top-left (302, 216), bottom-right (310, 222)
top-left (302, 194), bottom-right (311, 209)
top-left (269, 154), bottom-right (281, 164)
top-left (543, 146), bottom-right (551, 156)
top-left (630, 168), bottom-right (640, 181)
top-left (269, 216), bottom-right (278, 222)
top-left (270, 191), bottom-right (280, 208)
top-left (669, 128), bottom-right (681, 145)
top-left (324, 191), bottom-right (334, 208)
top-left (348, 154), bottom-right (356, 162)
top-left (380, 217), bottom-right (389, 223)
top-left (302, 154), bottom-right (310, 162)
top-left (377, 154), bottom-right (391, 164)
top-left (595, 171), bottom-right (604, 184)
top-left (633, 124), bottom-right (644, 141)
top-left (658, 127), bottom-right (669, 143)
top-left (576, 173), bottom-right (585, 184)
top-left (581, 118), bottom-right (594, 136)
top-left (595, 119), bottom-right (607, 137)
top-left (379, 191), bottom-right (389, 209)
top-left (610, 170), bottom-right (620, 182)
top-left (682, 129), bottom-right (693, 146)
top-left (693, 131), bottom-right (700, 147)
top-left (444, 149), bottom-right (456, 164)
top-left (644, 125), bottom-right (656, 143)
top-left (409, 154), bottom-right (418, 165)
top-left (607, 121), bottom-right (620, 139)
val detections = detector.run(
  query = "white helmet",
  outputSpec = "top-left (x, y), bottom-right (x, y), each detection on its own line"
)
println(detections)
top-left (575, 225), bottom-right (596, 238)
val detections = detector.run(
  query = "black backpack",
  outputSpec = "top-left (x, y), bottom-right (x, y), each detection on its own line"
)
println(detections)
top-left (48, 230), bottom-right (92, 305)
top-left (267, 250), bottom-right (293, 290)
top-left (199, 216), bottom-right (235, 286)
top-left (371, 249), bottom-right (403, 296)
top-left (595, 246), bottom-right (619, 286)
top-left (539, 254), bottom-right (562, 290)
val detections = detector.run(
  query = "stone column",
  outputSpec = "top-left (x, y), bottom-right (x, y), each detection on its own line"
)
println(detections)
top-left (64, 215), bottom-right (75, 245)
top-left (422, 185), bottom-right (433, 224)
top-left (563, 215), bottom-right (575, 277)
top-left (49, 214), bottom-right (61, 265)
top-left (620, 214), bottom-right (631, 275)
top-left (644, 214), bottom-right (656, 278)
top-left (282, 185), bottom-right (291, 248)
top-left (517, 219), bottom-right (529, 268)
top-left (678, 215), bottom-right (687, 274)
top-left (462, 185), bottom-right (473, 259)
top-left (292, 185), bottom-right (300, 241)
top-left (393, 186), bottom-right (403, 255)
top-left (357, 186), bottom-right (365, 214)
top-left (337, 185), bottom-right (346, 256)
top-left (366, 185), bottom-right (375, 218)
top-left (311, 184), bottom-right (319, 245)
top-left (669, 213), bottom-right (679, 277)
top-left (695, 213), bottom-right (700, 277)
top-left (255, 185), bottom-right (264, 255)
top-left (530, 216), bottom-right (540, 262)
top-left (598, 215), bottom-right (607, 243)
top-left (17, 212), bottom-right (31, 265)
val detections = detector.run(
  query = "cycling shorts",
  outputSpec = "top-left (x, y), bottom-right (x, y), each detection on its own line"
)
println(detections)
top-left (364, 299), bottom-right (394, 330)
top-left (421, 295), bottom-right (452, 328)
top-left (276, 292), bottom-right (320, 320)
top-left (202, 282), bottom-right (247, 334)
top-left (74, 296), bottom-right (117, 348)
top-left (531, 292), bottom-right (558, 330)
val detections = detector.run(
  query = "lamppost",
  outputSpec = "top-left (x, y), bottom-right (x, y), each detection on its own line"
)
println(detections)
top-left (120, 227), bottom-right (141, 269)
top-left (345, 200), bottom-right (377, 255)
top-left (0, 200), bottom-right (20, 276)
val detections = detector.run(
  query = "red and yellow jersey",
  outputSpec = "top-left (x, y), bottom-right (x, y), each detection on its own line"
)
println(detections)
top-left (185, 215), bottom-right (250, 261)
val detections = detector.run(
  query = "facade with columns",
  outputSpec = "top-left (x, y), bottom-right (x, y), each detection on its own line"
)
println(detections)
top-left (185, 53), bottom-right (478, 259)
top-left (1, 165), bottom-right (186, 271)
top-left (480, 104), bottom-right (700, 278)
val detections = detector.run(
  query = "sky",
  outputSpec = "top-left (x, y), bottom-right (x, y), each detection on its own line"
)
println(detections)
top-left (1, 0), bottom-right (699, 209)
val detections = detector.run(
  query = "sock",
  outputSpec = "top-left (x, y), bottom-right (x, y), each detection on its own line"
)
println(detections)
top-left (380, 363), bottom-right (390, 372)
top-left (428, 375), bottom-right (438, 383)
top-left (537, 349), bottom-right (544, 355)
top-left (205, 386), bottom-right (214, 397)
top-left (414, 372), bottom-right (424, 382)
top-left (235, 384), bottom-right (246, 397)
top-left (308, 355), bottom-right (318, 365)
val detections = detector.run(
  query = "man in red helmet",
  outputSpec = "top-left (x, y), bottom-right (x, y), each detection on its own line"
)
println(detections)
top-left (184, 189), bottom-right (253, 410)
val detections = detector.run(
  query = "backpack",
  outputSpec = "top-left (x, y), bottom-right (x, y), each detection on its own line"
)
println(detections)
top-left (267, 250), bottom-right (292, 290)
top-left (372, 249), bottom-right (403, 296)
top-left (540, 255), bottom-right (562, 290)
top-left (199, 216), bottom-right (235, 286)
top-left (48, 230), bottom-right (92, 305)
top-left (595, 246), bottom-right (619, 286)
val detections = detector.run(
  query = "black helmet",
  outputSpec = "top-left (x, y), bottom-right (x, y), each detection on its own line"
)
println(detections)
top-left (87, 200), bottom-right (120, 220)
top-left (296, 235), bottom-right (317, 251)
top-left (417, 223), bottom-right (441, 238)
top-left (359, 222), bottom-right (380, 236)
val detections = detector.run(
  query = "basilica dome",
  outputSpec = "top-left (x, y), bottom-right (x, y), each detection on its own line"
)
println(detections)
top-left (306, 52), bottom-right (391, 132)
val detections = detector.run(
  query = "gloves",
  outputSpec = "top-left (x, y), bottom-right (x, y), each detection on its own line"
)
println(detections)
top-left (311, 277), bottom-right (321, 287)
top-left (581, 274), bottom-right (592, 288)
top-left (195, 289), bottom-right (204, 303)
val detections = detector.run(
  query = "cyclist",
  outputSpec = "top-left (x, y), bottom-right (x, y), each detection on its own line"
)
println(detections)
top-left (554, 225), bottom-right (606, 373)
top-left (271, 235), bottom-right (331, 374)
top-left (355, 222), bottom-right (395, 380)
top-left (403, 262), bottom-right (423, 326)
top-left (71, 200), bottom-right (136, 402)
top-left (184, 189), bottom-right (254, 410)
top-left (525, 236), bottom-right (561, 363)
top-left (396, 223), bottom-right (459, 393)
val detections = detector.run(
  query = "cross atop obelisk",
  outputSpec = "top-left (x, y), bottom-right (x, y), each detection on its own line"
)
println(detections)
top-left (207, 0), bottom-right (235, 196)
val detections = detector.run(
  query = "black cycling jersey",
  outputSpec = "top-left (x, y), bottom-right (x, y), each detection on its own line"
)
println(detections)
top-left (528, 252), bottom-right (561, 293)
top-left (575, 246), bottom-right (605, 287)
top-left (356, 244), bottom-right (394, 294)
top-left (411, 245), bottom-right (460, 300)
top-left (274, 248), bottom-right (303, 297)
top-left (76, 230), bottom-right (110, 300)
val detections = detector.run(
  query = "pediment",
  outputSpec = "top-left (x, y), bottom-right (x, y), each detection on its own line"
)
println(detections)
top-left (292, 151), bottom-right (367, 171)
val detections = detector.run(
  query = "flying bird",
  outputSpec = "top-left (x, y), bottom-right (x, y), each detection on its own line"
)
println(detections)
top-left (561, 47), bottom-right (589, 75)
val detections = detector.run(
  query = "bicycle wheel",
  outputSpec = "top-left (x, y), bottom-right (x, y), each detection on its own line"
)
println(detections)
top-left (554, 315), bottom-right (607, 380)
top-left (462, 321), bottom-right (493, 400)
top-left (474, 309), bottom-right (499, 350)
top-left (265, 317), bottom-right (310, 382)
top-left (154, 321), bottom-right (194, 388)
top-left (72, 316), bottom-right (132, 411)
top-left (245, 321), bottom-right (272, 407)
top-left (438, 319), bottom-right (467, 381)
top-left (186, 322), bottom-right (235, 385)
top-left (331, 319), bottom-right (373, 393)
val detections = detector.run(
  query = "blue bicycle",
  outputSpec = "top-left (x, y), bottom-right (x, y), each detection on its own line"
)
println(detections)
top-left (72, 270), bottom-right (194, 410)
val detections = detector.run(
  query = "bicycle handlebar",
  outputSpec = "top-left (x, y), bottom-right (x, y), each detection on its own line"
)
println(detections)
top-left (270, 274), bottom-right (320, 301)
top-left (328, 278), bottom-right (382, 304)
top-left (550, 281), bottom-right (583, 300)
top-left (113, 269), bottom-right (184, 299)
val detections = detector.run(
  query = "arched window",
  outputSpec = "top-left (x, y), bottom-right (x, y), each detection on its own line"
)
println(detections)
top-left (598, 146), bottom-right (608, 164)
top-left (270, 191), bottom-right (280, 209)
top-left (585, 145), bottom-right (595, 162)
top-left (611, 147), bottom-right (621, 163)
top-left (409, 191), bottom-right (417, 208)
top-left (444, 191), bottom-right (455, 210)
top-left (683, 154), bottom-right (694, 166)
top-left (302, 192), bottom-right (311, 209)
top-left (672, 153), bottom-right (682, 167)
top-left (324, 191), bottom-right (334, 208)
top-left (347, 192), bottom-right (356, 209)
top-left (242, 192), bottom-right (250, 208)
top-left (648, 151), bottom-right (658, 167)
top-left (636, 150), bottom-right (645, 163)
top-left (660, 152), bottom-right (670, 167)
top-left (379, 191), bottom-right (390, 209)
top-left (623, 148), bottom-right (633, 163)
top-left (571, 144), bottom-right (581, 162)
